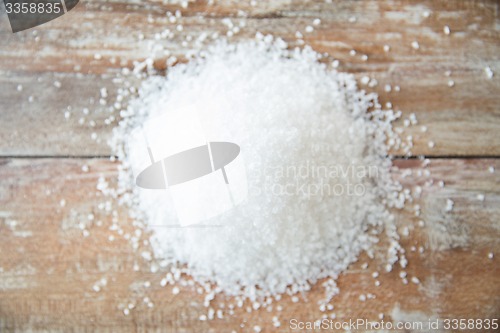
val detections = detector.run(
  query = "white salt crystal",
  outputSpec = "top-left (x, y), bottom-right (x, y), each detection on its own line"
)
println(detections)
top-left (477, 194), bottom-right (485, 201)
top-left (488, 166), bottom-right (495, 173)
top-left (445, 199), bottom-right (454, 212)
top-left (383, 45), bottom-right (390, 52)
top-left (360, 76), bottom-right (370, 85)
top-left (305, 25), bottom-right (314, 33)
top-left (448, 80), bottom-right (455, 87)
top-left (411, 41), bottom-right (420, 50)
top-left (485, 66), bottom-right (493, 79)
top-left (488, 252), bottom-right (494, 259)
top-left (411, 276), bottom-right (420, 284)
top-left (443, 26), bottom-right (450, 35)
top-left (313, 18), bottom-right (321, 26)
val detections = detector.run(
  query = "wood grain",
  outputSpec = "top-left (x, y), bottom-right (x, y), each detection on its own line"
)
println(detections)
top-left (1, 0), bottom-right (500, 332)
top-left (0, 158), bottom-right (499, 332)
top-left (0, 0), bottom-right (499, 156)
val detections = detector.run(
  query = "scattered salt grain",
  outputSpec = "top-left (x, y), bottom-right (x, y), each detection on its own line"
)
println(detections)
top-left (447, 80), bottom-right (455, 87)
top-left (445, 199), bottom-right (454, 212)
top-left (443, 26), bottom-right (450, 35)
top-left (488, 166), bottom-right (495, 173)
top-left (383, 44), bottom-right (390, 52)
top-left (411, 41), bottom-right (420, 50)
top-left (411, 276), bottom-right (420, 284)
top-left (477, 194), bottom-right (485, 201)
top-left (305, 25), bottom-right (314, 33)
top-left (484, 66), bottom-right (493, 79)
top-left (488, 252), bottom-right (494, 259)
top-left (360, 76), bottom-right (370, 85)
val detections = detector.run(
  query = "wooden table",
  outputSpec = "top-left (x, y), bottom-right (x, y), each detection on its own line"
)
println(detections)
top-left (1, 1), bottom-right (499, 332)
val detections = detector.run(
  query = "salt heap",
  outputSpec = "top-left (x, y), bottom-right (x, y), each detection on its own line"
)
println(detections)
top-left (114, 37), bottom-right (404, 302)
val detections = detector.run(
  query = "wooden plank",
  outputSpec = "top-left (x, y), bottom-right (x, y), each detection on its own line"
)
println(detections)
top-left (1, 0), bottom-right (499, 156)
top-left (0, 157), bottom-right (499, 332)
top-left (0, 71), bottom-right (133, 156)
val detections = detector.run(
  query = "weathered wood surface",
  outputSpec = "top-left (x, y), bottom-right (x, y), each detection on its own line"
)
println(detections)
top-left (0, 0), bottom-right (499, 156)
top-left (1, 0), bottom-right (500, 332)
top-left (0, 158), bottom-right (499, 332)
